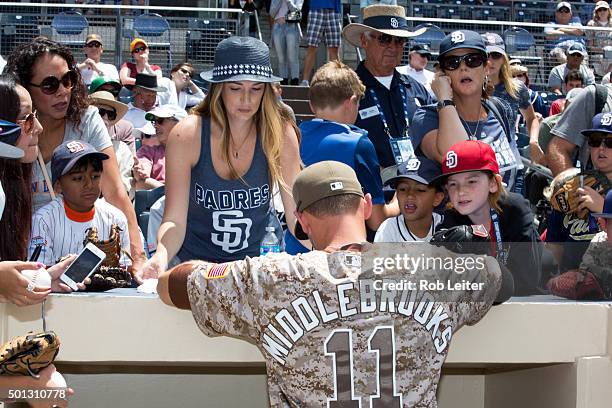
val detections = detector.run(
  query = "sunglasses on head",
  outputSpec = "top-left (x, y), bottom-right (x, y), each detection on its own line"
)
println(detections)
top-left (17, 110), bottom-right (37, 134)
top-left (29, 70), bottom-right (78, 95)
top-left (98, 107), bottom-right (117, 121)
top-left (86, 42), bottom-right (102, 48)
top-left (440, 53), bottom-right (487, 71)
top-left (372, 33), bottom-right (406, 47)
top-left (178, 67), bottom-right (192, 78)
top-left (587, 135), bottom-right (612, 148)
top-left (133, 46), bottom-right (147, 53)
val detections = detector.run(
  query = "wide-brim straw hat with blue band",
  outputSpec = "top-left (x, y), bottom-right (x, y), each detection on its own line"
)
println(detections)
top-left (342, 5), bottom-right (426, 48)
top-left (200, 36), bottom-right (282, 83)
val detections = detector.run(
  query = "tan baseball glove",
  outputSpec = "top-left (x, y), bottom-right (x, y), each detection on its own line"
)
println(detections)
top-left (0, 332), bottom-right (60, 377)
top-left (545, 168), bottom-right (612, 219)
top-left (82, 225), bottom-right (132, 292)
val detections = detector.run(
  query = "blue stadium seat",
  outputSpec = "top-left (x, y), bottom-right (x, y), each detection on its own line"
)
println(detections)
top-left (49, 11), bottom-right (88, 47)
top-left (503, 27), bottom-right (535, 53)
top-left (133, 13), bottom-right (172, 71)
top-left (412, 23), bottom-right (445, 51)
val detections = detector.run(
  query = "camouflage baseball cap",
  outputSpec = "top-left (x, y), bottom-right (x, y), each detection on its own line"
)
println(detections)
top-left (293, 161), bottom-right (364, 239)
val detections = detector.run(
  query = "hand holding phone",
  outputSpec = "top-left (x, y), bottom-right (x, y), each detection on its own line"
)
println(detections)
top-left (59, 243), bottom-right (106, 291)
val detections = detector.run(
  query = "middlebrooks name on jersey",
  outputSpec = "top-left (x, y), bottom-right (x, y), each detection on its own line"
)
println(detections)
top-left (263, 282), bottom-right (453, 366)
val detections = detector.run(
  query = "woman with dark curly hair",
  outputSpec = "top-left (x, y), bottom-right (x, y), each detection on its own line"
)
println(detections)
top-left (5, 37), bottom-right (146, 280)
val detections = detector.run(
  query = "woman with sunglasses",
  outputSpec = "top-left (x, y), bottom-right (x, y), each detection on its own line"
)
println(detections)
top-left (5, 37), bottom-right (147, 282)
top-left (411, 30), bottom-right (522, 193)
top-left (0, 73), bottom-right (86, 302)
top-left (587, 1), bottom-right (612, 77)
top-left (482, 33), bottom-right (540, 176)
top-left (119, 38), bottom-right (162, 89)
top-left (140, 36), bottom-right (301, 279)
top-left (159, 62), bottom-right (205, 110)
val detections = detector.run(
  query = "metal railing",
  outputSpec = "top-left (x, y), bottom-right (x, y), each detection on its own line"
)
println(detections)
top-left (0, 2), bottom-right (253, 73)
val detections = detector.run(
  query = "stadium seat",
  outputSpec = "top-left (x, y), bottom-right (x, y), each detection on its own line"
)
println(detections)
top-left (46, 11), bottom-right (89, 48)
top-left (0, 14), bottom-right (39, 56)
top-left (504, 27), bottom-right (535, 53)
top-left (132, 13), bottom-right (172, 71)
top-left (134, 186), bottom-right (165, 241)
top-left (412, 23), bottom-right (445, 51)
top-left (186, 19), bottom-right (233, 64)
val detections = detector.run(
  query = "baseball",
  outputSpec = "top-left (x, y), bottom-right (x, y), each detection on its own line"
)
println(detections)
top-left (21, 267), bottom-right (52, 289)
top-left (50, 370), bottom-right (67, 388)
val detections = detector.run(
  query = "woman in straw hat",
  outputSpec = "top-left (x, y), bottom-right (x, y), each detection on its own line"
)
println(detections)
top-left (140, 36), bottom-right (301, 277)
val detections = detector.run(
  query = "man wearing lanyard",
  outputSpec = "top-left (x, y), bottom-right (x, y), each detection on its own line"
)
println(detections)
top-left (342, 5), bottom-right (435, 168)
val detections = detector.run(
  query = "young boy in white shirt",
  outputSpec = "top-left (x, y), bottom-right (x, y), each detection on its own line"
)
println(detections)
top-left (375, 156), bottom-right (445, 242)
top-left (28, 141), bottom-right (131, 267)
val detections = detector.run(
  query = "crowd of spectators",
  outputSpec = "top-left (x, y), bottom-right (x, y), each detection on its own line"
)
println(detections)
top-left (2, 2), bottom-right (612, 405)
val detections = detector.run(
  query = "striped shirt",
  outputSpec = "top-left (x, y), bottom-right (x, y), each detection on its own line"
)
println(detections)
top-left (28, 196), bottom-right (131, 266)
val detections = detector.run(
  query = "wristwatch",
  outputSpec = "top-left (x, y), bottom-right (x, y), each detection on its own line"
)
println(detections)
top-left (437, 99), bottom-right (455, 111)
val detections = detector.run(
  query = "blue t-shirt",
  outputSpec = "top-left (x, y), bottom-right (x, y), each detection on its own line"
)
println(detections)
top-left (310, 0), bottom-right (341, 12)
top-left (493, 81), bottom-right (531, 128)
top-left (285, 119), bottom-right (385, 255)
top-left (410, 105), bottom-right (520, 191)
top-left (546, 209), bottom-right (599, 271)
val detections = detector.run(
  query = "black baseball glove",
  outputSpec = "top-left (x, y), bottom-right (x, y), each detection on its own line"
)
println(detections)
top-left (430, 225), bottom-right (491, 255)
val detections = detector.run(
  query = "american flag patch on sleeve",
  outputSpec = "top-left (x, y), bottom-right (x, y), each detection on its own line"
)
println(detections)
top-left (204, 263), bottom-right (231, 279)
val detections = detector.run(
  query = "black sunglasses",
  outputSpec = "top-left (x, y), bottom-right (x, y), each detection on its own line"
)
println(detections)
top-left (98, 107), bottom-right (117, 121)
top-left (29, 70), bottom-right (78, 95)
top-left (86, 42), bottom-right (102, 48)
top-left (557, 8), bottom-right (570, 13)
top-left (587, 135), bottom-right (612, 148)
top-left (440, 53), bottom-right (487, 71)
top-left (133, 46), bottom-right (147, 53)
top-left (372, 33), bottom-right (406, 47)
top-left (152, 117), bottom-right (165, 126)
top-left (178, 67), bottom-right (192, 78)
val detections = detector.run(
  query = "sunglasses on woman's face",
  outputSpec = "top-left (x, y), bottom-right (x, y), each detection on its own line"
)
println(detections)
top-left (98, 107), bottom-right (117, 121)
top-left (587, 135), bottom-right (612, 148)
top-left (513, 73), bottom-right (527, 79)
top-left (29, 70), bottom-right (78, 95)
top-left (178, 68), bottom-right (192, 78)
top-left (86, 42), bottom-right (102, 48)
top-left (133, 46), bottom-right (147, 54)
top-left (440, 53), bottom-right (487, 71)
top-left (371, 33), bottom-right (406, 47)
top-left (488, 52), bottom-right (504, 60)
top-left (16, 110), bottom-right (37, 134)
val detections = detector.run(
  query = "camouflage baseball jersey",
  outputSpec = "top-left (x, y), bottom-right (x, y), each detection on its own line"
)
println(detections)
top-left (185, 243), bottom-right (501, 407)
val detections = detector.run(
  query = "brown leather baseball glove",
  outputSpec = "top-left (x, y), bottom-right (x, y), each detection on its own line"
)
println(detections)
top-left (82, 225), bottom-right (132, 292)
top-left (545, 168), bottom-right (612, 219)
top-left (0, 332), bottom-right (60, 377)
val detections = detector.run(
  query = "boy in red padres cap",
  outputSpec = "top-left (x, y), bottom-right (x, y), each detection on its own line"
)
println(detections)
top-left (436, 140), bottom-right (542, 295)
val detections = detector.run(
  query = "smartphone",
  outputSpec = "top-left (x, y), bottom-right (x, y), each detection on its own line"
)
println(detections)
top-left (59, 243), bottom-right (106, 291)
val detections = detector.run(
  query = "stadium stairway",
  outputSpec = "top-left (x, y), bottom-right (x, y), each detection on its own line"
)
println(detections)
top-left (281, 84), bottom-right (314, 124)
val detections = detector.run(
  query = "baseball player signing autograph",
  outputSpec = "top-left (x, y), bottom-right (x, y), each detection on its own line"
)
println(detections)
top-left (158, 161), bottom-right (510, 407)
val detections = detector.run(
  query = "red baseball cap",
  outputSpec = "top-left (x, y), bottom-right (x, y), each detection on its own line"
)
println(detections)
top-left (438, 140), bottom-right (499, 180)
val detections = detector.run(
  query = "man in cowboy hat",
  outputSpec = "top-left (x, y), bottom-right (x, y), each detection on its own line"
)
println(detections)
top-left (123, 73), bottom-right (168, 136)
top-left (343, 5), bottom-right (435, 168)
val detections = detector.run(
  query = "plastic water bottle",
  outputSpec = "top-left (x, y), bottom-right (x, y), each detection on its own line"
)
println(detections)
top-left (260, 226), bottom-right (281, 255)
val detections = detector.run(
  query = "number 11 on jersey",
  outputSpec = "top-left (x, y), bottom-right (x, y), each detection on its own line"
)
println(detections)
top-left (324, 326), bottom-right (402, 408)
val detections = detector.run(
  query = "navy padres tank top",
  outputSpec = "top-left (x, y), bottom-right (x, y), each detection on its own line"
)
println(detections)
top-left (177, 117), bottom-right (270, 263)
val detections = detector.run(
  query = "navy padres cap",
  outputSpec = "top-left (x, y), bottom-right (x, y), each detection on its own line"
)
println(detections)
top-left (0, 120), bottom-right (24, 159)
top-left (581, 112), bottom-right (612, 137)
top-left (482, 32), bottom-right (506, 56)
top-left (439, 30), bottom-right (487, 59)
top-left (410, 44), bottom-right (432, 56)
top-left (382, 156), bottom-right (442, 188)
top-left (51, 140), bottom-right (109, 185)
